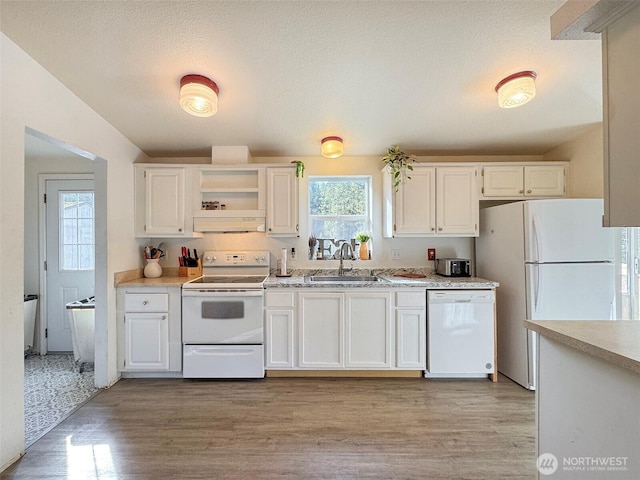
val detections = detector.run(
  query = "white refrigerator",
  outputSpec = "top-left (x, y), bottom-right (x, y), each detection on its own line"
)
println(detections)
top-left (475, 199), bottom-right (615, 390)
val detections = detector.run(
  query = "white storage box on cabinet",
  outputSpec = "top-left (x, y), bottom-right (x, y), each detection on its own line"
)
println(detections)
top-left (117, 286), bottom-right (182, 374)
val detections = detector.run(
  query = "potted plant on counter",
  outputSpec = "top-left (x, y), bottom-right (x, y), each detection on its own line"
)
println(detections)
top-left (356, 233), bottom-right (371, 260)
top-left (382, 145), bottom-right (416, 191)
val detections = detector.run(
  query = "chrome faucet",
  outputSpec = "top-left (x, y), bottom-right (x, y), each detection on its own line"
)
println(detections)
top-left (338, 242), bottom-right (354, 276)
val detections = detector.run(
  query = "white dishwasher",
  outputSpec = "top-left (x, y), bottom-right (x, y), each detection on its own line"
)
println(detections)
top-left (425, 290), bottom-right (495, 378)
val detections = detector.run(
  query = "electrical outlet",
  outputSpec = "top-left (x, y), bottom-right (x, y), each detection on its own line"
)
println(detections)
top-left (391, 249), bottom-right (401, 260)
top-left (427, 248), bottom-right (436, 261)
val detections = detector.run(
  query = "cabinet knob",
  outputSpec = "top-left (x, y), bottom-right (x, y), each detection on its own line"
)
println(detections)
top-left (519, 190), bottom-right (524, 194)
top-left (143, 300), bottom-right (148, 305)
top-left (178, 228), bottom-right (183, 232)
top-left (438, 227), bottom-right (443, 231)
top-left (431, 227), bottom-right (435, 231)
top-left (268, 228), bottom-right (272, 232)
top-left (527, 189), bottom-right (532, 194)
top-left (161, 315), bottom-right (166, 320)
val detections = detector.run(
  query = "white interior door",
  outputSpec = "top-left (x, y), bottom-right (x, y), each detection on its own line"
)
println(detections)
top-left (45, 180), bottom-right (95, 351)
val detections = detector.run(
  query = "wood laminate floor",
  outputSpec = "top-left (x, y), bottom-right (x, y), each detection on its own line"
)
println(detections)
top-left (3, 376), bottom-right (535, 479)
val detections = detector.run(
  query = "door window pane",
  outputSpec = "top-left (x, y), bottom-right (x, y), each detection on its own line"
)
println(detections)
top-left (60, 191), bottom-right (95, 271)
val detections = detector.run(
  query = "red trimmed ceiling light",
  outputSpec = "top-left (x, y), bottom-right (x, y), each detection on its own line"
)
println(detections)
top-left (180, 74), bottom-right (219, 117)
top-left (495, 71), bottom-right (537, 108)
top-left (321, 136), bottom-right (344, 158)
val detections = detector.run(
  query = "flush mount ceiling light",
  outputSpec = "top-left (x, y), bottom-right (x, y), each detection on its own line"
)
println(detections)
top-left (180, 74), bottom-right (219, 117)
top-left (321, 136), bottom-right (344, 158)
top-left (495, 71), bottom-right (537, 109)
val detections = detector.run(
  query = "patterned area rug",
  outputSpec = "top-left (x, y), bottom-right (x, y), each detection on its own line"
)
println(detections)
top-left (24, 354), bottom-right (98, 447)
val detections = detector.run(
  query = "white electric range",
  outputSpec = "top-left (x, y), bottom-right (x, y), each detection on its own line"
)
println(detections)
top-left (181, 250), bottom-right (270, 378)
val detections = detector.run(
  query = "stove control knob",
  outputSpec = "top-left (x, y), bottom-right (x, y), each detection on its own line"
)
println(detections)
top-left (205, 255), bottom-right (214, 262)
top-left (260, 255), bottom-right (266, 262)
top-left (254, 255), bottom-right (260, 261)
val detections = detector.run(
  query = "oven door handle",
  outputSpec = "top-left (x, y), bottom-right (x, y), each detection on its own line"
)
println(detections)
top-left (182, 289), bottom-right (264, 297)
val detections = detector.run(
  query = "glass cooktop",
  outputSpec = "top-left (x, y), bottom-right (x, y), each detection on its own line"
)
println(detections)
top-left (186, 275), bottom-right (267, 284)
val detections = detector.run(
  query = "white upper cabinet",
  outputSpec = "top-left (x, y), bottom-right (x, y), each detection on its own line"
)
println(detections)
top-left (383, 165), bottom-right (478, 237)
top-left (436, 166), bottom-right (478, 235)
top-left (134, 166), bottom-right (200, 238)
top-left (393, 166), bottom-right (436, 236)
top-left (603, 6), bottom-right (640, 226)
top-left (481, 164), bottom-right (566, 199)
top-left (266, 167), bottom-right (299, 237)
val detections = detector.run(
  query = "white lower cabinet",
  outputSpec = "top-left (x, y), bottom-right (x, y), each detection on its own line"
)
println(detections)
top-left (117, 286), bottom-right (182, 373)
top-left (124, 312), bottom-right (169, 370)
top-left (395, 291), bottom-right (427, 369)
top-left (345, 292), bottom-right (391, 368)
top-left (298, 292), bottom-right (343, 368)
top-left (265, 288), bottom-right (424, 371)
top-left (265, 292), bottom-right (295, 368)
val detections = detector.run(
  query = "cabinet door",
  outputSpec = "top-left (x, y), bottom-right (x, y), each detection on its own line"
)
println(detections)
top-left (265, 309), bottom-right (294, 368)
top-left (482, 166), bottom-right (524, 197)
top-left (345, 292), bottom-right (391, 368)
top-left (266, 167), bottom-right (299, 237)
top-left (124, 312), bottom-right (169, 371)
top-left (396, 309), bottom-right (426, 369)
top-left (524, 165), bottom-right (565, 197)
top-left (144, 168), bottom-right (185, 235)
top-left (394, 167), bottom-right (436, 236)
top-left (298, 292), bottom-right (343, 368)
top-left (436, 166), bottom-right (478, 236)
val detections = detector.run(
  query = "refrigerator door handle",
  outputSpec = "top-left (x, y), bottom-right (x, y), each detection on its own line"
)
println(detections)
top-left (531, 213), bottom-right (542, 263)
top-left (533, 264), bottom-right (541, 314)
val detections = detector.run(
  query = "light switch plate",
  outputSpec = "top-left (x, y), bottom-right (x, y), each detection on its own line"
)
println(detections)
top-left (391, 249), bottom-right (401, 260)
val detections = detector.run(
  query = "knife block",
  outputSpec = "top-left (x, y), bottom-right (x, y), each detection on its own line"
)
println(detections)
top-left (179, 258), bottom-right (202, 277)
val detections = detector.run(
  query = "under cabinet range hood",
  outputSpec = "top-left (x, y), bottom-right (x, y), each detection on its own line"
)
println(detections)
top-left (193, 216), bottom-right (265, 233)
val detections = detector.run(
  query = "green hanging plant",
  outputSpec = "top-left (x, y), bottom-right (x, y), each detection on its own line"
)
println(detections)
top-left (291, 160), bottom-right (305, 178)
top-left (381, 145), bottom-right (416, 191)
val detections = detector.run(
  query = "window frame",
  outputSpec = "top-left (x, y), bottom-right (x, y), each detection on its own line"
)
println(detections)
top-left (308, 175), bottom-right (373, 241)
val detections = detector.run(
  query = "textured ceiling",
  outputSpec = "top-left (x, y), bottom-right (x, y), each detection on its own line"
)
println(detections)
top-left (1, 0), bottom-right (603, 158)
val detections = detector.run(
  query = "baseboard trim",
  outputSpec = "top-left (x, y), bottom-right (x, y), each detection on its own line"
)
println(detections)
top-left (266, 370), bottom-right (423, 378)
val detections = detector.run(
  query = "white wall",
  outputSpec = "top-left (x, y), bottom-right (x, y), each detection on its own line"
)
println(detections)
top-left (1, 33), bottom-right (144, 470)
top-left (544, 124), bottom-right (604, 198)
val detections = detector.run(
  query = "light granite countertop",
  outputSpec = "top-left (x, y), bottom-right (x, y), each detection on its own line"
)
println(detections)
top-left (116, 275), bottom-right (188, 287)
top-left (115, 268), bottom-right (499, 289)
top-left (526, 320), bottom-right (640, 375)
top-left (264, 269), bottom-right (498, 289)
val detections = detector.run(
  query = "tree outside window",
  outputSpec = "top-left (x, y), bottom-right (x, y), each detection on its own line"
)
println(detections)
top-left (309, 176), bottom-right (371, 241)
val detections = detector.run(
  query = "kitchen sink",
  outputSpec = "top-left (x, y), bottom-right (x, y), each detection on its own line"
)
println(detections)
top-left (304, 275), bottom-right (387, 283)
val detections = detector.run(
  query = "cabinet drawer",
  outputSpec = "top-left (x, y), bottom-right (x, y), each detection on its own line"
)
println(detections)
top-left (395, 291), bottom-right (426, 308)
top-left (265, 292), bottom-right (295, 308)
top-left (124, 293), bottom-right (168, 312)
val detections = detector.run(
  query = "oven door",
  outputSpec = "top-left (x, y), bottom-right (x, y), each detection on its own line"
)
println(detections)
top-left (182, 289), bottom-right (264, 344)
